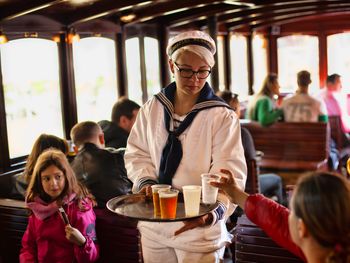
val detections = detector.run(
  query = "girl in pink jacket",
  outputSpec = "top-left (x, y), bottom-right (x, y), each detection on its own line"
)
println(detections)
top-left (20, 149), bottom-right (99, 263)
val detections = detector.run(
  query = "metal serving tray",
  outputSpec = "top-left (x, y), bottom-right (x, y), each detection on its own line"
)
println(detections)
top-left (106, 193), bottom-right (218, 222)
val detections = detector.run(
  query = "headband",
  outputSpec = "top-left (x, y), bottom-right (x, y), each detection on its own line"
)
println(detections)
top-left (168, 38), bottom-right (214, 56)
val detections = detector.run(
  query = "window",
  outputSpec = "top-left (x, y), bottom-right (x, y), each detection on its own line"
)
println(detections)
top-left (252, 34), bottom-right (267, 93)
top-left (230, 34), bottom-right (249, 99)
top-left (144, 37), bottom-right (161, 98)
top-left (278, 35), bottom-right (319, 94)
top-left (328, 33), bottom-right (350, 94)
top-left (73, 37), bottom-right (118, 122)
top-left (0, 38), bottom-right (63, 158)
top-left (126, 37), bottom-right (142, 105)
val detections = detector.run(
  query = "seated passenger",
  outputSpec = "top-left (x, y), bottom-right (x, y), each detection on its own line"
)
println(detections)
top-left (20, 149), bottom-right (99, 262)
top-left (282, 71), bottom-right (339, 170)
top-left (70, 121), bottom-right (132, 208)
top-left (246, 73), bottom-right (283, 126)
top-left (211, 169), bottom-right (350, 263)
top-left (282, 70), bottom-right (328, 122)
top-left (319, 74), bottom-right (350, 133)
top-left (216, 90), bottom-right (283, 203)
top-left (0, 134), bottom-right (68, 200)
top-left (98, 97), bottom-right (140, 149)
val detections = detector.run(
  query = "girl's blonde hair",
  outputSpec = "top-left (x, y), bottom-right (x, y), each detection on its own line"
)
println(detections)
top-left (26, 149), bottom-right (95, 207)
top-left (292, 172), bottom-right (350, 263)
top-left (247, 73), bottom-right (278, 120)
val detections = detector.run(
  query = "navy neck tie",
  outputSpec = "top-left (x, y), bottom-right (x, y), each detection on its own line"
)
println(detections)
top-left (155, 82), bottom-right (230, 185)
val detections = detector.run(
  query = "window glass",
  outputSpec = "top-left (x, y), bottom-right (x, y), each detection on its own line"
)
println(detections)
top-left (252, 34), bottom-right (267, 93)
top-left (0, 38), bottom-right (63, 158)
top-left (126, 37), bottom-right (142, 105)
top-left (73, 37), bottom-right (118, 122)
top-left (217, 36), bottom-right (226, 91)
top-left (144, 37), bottom-right (161, 99)
top-left (230, 34), bottom-right (249, 100)
top-left (278, 35), bottom-right (319, 95)
top-left (328, 33), bottom-right (350, 94)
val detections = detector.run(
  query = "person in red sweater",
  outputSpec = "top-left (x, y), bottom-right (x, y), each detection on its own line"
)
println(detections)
top-left (211, 169), bottom-right (350, 263)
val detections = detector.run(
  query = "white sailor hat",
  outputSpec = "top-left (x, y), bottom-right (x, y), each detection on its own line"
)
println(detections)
top-left (166, 30), bottom-right (216, 57)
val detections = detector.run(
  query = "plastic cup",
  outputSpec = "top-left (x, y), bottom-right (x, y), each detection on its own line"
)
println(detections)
top-left (201, 173), bottom-right (220, 204)
top-left (151, 184), bottom-right (171, 217)
top-left (182, 185), bottom-right (202, 217)
top-left (158, 189), bottom-right (179, 219)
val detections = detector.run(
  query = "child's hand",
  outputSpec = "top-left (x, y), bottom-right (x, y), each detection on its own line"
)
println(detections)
top-left (65, 225), bottom-right (86, 247)
top-left (210, 169), bottom-right (249, 209)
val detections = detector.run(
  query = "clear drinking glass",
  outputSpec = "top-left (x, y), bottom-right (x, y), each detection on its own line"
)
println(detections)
top-left (182, 185), bottom-right (202, 217)
top-left (201, 173), bottom-right (220, 204)
top-left (151, 184), bottom-right (171, 217)
top-left (158, 189), bottom-right (179, 219)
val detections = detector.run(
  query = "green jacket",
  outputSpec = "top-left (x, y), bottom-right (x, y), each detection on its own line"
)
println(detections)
top-left (251, 96), bottom-right (283, 126)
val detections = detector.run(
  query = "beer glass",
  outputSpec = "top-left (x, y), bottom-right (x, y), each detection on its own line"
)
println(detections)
top-left (151, 184), bottom-right (171, 217)
top-left (201, 173), bottom-right (220, 204)
top-left (182, 185), bottom-right (202, 217)
top-left (159, 189), bottom-right (179, 219)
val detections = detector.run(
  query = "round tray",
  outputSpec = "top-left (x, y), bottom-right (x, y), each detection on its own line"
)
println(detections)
top-left (106, 193), bottom-right (218, 222)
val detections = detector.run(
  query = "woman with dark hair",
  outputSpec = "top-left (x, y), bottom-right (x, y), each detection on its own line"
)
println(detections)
top-left (0, 134), bottom-right (68, 199)
top-left (211, 170), bottom-right (350, 263)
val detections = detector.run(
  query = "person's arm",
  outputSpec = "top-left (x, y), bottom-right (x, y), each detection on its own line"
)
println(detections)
top-left (20, 216), bottom-right (37, 263)
top-left (256, 97), bottom-right (283, 126)
top-left (70, 201), bottom-right (99, 263)
top-left (245, 195), bottom-right (306, 261)
top-left (209, 110), bottom-right (247, 224)
top-left (174, 110), bottom-right (247, 235)
top-left (211, 170), bottom-right (306, 262)
top-left (124, 102), bottom-right (158, 193)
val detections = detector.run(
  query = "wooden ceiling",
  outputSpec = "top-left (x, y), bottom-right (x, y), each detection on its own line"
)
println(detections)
top-left (1, 0), bottom-right (350, 33)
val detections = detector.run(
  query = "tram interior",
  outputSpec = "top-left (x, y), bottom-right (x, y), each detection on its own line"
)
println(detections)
top-left (0, 1), bottom-right (350, 262)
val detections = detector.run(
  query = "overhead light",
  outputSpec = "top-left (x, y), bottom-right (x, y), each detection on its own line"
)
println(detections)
top-left (67, 28), bottom-right (80, 44)
top-left (120, 14), bottom-right (136, 23)
top-left (0, 31), bottom-right (8, 44)
top-left (52, 34), bottom-right (61, 43)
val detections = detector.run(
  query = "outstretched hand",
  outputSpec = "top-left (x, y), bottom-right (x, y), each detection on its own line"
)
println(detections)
top-left (210, 169), bottom-right (248, 209)
top-left (174, 213), bottom-right (213, 236)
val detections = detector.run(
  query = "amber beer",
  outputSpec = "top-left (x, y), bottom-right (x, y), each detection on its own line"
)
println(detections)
top-left (159, 189), bottom-right (179, 219)
top-left (151, 185), bottom-right (171, 217)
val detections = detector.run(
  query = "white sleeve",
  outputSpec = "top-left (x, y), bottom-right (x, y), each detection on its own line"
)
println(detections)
top-left (124, 103), bottom-right (158, 193)
top-left (210, 110), bottom-right (247, 220)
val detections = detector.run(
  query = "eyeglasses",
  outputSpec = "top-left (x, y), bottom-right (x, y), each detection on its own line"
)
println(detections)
top-left (174, 62), bottom-right (211, 79)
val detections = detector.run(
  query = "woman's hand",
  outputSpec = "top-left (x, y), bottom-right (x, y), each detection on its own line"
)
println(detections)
top-left (65, 225), bottom-right (86, 247)
top-left (174, 213), bottom-right (213, 236)
top-left (138, 184), bottom-right (153, 198)
top-left (210, 169), bottom-right (249, 209)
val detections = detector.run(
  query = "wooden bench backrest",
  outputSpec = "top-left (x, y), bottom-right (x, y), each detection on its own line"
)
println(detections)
top-left (235, 215), bottom-right (304, 263)
top-left (0, 199), bottom-right (28, 263)
top-left (328, 115), bottom-right (348, 151)
top-left (241, 121), bottom-right (330, 171)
